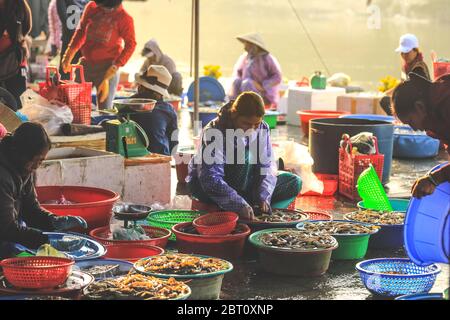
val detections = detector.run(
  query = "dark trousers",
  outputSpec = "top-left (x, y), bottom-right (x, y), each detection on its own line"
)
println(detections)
top-left (0, 67), bottom-right (27, 111)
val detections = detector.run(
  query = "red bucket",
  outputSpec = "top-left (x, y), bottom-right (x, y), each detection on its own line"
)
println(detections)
top-left (36, 186), bottom-right (120, 232)
top-left (297, 110), bottom-right (350, 137)
top-left (172, 222), bottom-right (251, 260)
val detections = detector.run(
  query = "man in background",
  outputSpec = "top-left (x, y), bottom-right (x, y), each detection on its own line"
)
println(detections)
top-left (56, 0), bottom-right (88, 79)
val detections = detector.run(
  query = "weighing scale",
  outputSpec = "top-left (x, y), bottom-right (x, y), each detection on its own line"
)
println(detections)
top-left (104, 99), bottom-right (156, 158)
top-left (113, 204), bottom-right (153, 229)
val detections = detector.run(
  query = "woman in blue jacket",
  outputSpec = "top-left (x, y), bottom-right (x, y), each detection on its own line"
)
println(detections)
top-left (187, 91), bottom-right (302, 220)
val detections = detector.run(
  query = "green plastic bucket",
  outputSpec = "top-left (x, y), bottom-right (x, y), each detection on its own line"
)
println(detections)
top-left (331, 234), bottom-right (371, 260)
top-left (296, 220), bottom-right (378, 261)
top-left (147, 210), bottom-right (203, 241)
top-left (264, 111), bottom-right (279, 129)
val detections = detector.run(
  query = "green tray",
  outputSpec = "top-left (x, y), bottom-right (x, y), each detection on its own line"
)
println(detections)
top-left (357, 165), bottom-right (393, 211)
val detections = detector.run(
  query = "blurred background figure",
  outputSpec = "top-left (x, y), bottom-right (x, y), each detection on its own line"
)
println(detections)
top-left (140, 38), bottom-right (183, 97)
top-left (26, 0), bottom-right (50, 39)
top-left (57, 0), bottom-right (88, 79)
top-left (0, 0), bottom-right (32, 110)
top-left (46, 0), bottom-right (62, 57)
top-left (229, 33), bottom-right (282, 109)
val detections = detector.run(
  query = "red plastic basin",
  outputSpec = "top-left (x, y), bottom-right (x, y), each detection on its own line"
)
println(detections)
top-left (103, 244), bottom-right (164, 263)
top-left (172, 222), bottom-right (251, 260)
top-left (36, 186), bottom-right (120, 232)
top-left (89, 225), bottom-right (171, 248)
top-left (297, 110), bottom-right (350, 137)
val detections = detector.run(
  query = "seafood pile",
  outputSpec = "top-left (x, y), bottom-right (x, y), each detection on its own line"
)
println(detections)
top-left (84, 273), bottom-right (190, 300)
top-left (43, 195), bottom-right (77, 205)
top-left (253, 210), bottom-right (306, 223)
top-left (134, 254), bottom-right (230, 275)
top-left (80, 265), bottom-right (122, 278)
top-left (259, 230), bottom-right (336, 250)
top-left (346, 210), bottom-right (405, 225)
top-left (299, 221), bottom-right (379, 235)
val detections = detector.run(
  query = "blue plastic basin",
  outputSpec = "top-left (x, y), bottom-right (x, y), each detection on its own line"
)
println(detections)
top-left (404, 162), bottom-right (450, 266)
top-left (340, 114), bottom-right (396, 123)
top-left (393, 126), bottom-right (440, 159)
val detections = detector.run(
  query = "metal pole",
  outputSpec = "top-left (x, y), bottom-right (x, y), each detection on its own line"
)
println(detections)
top-left (193, 0), bottom-right (200, 136)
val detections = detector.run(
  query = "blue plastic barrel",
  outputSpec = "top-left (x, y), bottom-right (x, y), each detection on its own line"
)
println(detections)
top-left (404, 162), bottom-right (450, 266)
top-left (310, 118), bottom-right (394, 184)
top-left (340, 114), bottom-right (396, 123)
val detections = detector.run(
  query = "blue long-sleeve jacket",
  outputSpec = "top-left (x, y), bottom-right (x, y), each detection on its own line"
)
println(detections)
top-left (187, 102), bottom-right (277, 212)
top-left (129, 100), bottom-right (178, 156)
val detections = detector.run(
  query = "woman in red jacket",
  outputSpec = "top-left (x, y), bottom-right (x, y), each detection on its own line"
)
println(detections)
top-left (61, 0), bottom-right (136, 110)
top-left (0, 0), bottom-right (32, 111)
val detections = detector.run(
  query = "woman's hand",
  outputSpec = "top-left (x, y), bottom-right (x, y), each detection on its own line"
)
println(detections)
top-left (259, 201), bottom-right (272, 215)
top-left (412, 176), bottom-right (437, 199)
top-left (239, 205), bottom-right (255, 221)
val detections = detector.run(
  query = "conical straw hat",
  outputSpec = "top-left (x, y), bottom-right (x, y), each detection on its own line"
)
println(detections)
top-left (0, 103), bottom-right (22, 133)
top-left (236, 33), bottom-right (269, 53)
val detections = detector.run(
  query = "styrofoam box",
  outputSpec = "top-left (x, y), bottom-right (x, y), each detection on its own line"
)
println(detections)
top-left (287, 86), bottom-right (346, 126)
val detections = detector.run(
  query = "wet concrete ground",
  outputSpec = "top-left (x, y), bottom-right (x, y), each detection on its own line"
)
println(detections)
top-left (173, 110), bottom-right (449, 300)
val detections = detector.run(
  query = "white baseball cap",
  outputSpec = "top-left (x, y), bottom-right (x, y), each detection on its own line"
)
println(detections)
top-left (395, 34), bottom-right (419, 53)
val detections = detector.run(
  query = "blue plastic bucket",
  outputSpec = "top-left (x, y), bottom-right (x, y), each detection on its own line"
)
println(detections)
top-left (393, 126), bottom-right (440, 159)
top-left (340, 114), bottom-right (396, 123)
top-left (369, 224), bottom-right (404, 249)
top-left (187, 76), bottom-right (226, 103)
top-left (357, 198), bottom-right (410, 212)
top-left (395, 293), bottom-right (445, 300)
top-left (404, 162), bottom-right (450, 266)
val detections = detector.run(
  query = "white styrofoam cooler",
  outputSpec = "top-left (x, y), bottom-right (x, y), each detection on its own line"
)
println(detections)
top-left (36, 147), bottom-right (125, 195)
top-left (287, 86), bottom-right (346, 126)
top-left (36, 147), bottom-right (172, 205)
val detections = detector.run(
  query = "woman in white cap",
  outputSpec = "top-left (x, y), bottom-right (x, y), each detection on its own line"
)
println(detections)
top-left (229, 33), bottom-right (282, 108)
top-left (380, 33), bottom-right (431, 115)
top-left (396, 33), bottom-right (430, 81)
top-left (140, 38), bottom-right (183, 97)
top-left (129, 65), bottom-right (178, 156)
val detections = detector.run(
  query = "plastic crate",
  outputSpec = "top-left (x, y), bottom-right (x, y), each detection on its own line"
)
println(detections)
top-left (338, 135), bottom-right (384, 201)
top-left (433, 61), bottom-right (450, 80)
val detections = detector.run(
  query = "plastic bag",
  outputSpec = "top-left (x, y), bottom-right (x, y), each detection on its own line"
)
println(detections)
top-left (111, 224), bottom-right (150, 241)
top-left (20, 89), bottom-right (73, 135)
top-left (170, 195), bottom-right (193, 209)
top-left (340, 132), bottom-right (376, 155)
top-left (327, 73), bottom-right (351, 87)
top-left (272, 141), bottom-right (324, 195)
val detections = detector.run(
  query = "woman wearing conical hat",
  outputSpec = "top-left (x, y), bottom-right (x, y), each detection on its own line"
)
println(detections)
top-left (229, 33), bottom-right (282, 108)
